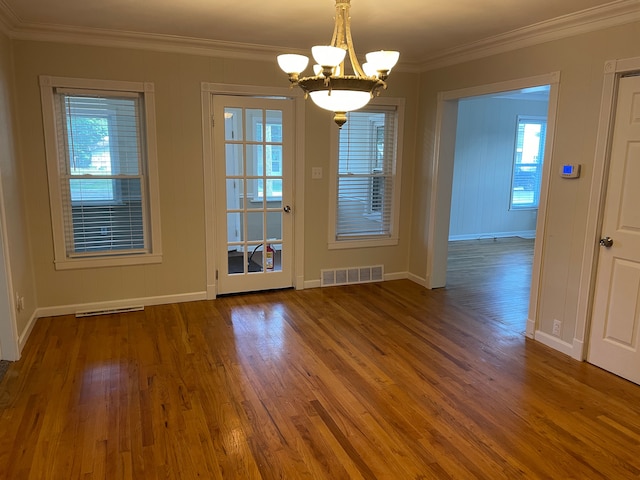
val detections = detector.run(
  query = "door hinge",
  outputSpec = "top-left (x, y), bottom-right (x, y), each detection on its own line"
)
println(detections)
top-left (211, 115), bottom-right (215, 127)
top-left (216, 269), bottom-right (218, 280)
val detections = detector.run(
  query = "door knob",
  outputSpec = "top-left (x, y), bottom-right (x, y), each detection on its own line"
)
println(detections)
top-left (599, 236), bottom-right (613, 248)
top-left (283, 205), bottom-right (291, 213)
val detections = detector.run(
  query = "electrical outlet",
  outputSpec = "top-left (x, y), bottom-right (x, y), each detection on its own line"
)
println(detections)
top-left (311, 167), bottom-right (323, 179)
top-left (15, 293), bottom-right (24, 312)
top-left (552, 319), bottom-right (562, 337)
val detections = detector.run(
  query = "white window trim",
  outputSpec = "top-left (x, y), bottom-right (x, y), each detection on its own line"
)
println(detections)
top-left (328, 97), bottom-right (405, 250)
top-left (39, 75), bottom-right (163, 270)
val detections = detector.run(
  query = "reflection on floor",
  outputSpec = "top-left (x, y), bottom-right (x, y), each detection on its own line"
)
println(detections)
top-left (445, 236), bottom-right (535, 334)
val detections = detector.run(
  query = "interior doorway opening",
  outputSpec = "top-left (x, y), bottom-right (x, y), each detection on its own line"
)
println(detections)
top-left (445, 86), bottom-right (549, 333)
top-left (427, 73), bottom-right (560, 337)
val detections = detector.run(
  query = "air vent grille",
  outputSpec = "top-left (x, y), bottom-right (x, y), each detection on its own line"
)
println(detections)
top-left (320, 265), bottom-right (384, 287)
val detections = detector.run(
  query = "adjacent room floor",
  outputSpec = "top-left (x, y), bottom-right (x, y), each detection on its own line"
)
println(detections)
top-left (446, 236), bottom-right (535, 333)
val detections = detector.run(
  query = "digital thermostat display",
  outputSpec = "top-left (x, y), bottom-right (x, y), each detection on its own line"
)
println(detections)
top-left (560, 164), bottom-right (581, 178)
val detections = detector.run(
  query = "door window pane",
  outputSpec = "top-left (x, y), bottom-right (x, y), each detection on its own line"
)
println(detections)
top-left (266, 211), bottom-right (282, 241)
top-left (247, 212), bottom-right (264, 242)
top-left (227, 212), bottom-right (243, 242)
top-left (225, 144), bottom-right (243, 176)
top-left (224, 108), bottom-right (243, 141)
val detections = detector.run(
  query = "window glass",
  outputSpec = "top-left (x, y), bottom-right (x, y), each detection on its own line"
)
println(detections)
top-left (511, 116), bottom-right (546, 209)
top-left (335, 106), bottom-right (398, 240)
top-left (40, 76), bottom-right (161, 268)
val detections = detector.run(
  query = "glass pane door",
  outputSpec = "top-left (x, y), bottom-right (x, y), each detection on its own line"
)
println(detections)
top-left (213, 96), bottom-right (293, 294)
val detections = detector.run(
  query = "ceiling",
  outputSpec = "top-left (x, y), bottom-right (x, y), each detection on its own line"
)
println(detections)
top-left (0, 0), bottom-right (637, 69)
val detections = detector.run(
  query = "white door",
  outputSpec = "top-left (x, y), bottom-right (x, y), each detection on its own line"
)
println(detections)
top-left (588, 74), bottom-right (640, 384)
top-left (212, 96), bottom-right (294, 295)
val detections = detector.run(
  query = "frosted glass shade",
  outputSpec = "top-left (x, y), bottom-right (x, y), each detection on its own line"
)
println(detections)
top-left (362, 62), bottom-right (377, 77)
top-left (309, 90), bottom-right (371, 112)
top-left (365, 51), bottom-right (400, 72)
top-left (311, 46), bottom-right (346, 67)
top-left (277, 54), bottom-right (309, 74)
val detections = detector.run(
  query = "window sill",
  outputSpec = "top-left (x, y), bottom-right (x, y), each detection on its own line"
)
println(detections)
top-left (54, 253), bottom-right (163, 270)
top-left (328, 237), bottom-right (398, 250)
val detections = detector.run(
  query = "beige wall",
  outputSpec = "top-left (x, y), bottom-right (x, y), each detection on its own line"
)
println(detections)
top-left (11, 40), bottom-right (419, 308)
top-left (412, 20), bottom-right (640, 342)
top-left (0, 32), bottom-right (37, 342)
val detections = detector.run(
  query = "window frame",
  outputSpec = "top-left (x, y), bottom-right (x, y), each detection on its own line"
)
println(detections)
top-left (328, 98), bottom-right (404, 249)
top-left (39, 76), bottom-right (162, 270)
top-left (509, 115), bottom-right (547, 211)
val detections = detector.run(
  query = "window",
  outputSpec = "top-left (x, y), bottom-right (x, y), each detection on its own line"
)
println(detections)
top-left (329, 100), bottom-right (404, 248)
top-left (510, 116), bottom-right (547, 210)
top-left (255, 120), bottom-right (283, 199)
top-left (39, 76), bottom-right (162, 269)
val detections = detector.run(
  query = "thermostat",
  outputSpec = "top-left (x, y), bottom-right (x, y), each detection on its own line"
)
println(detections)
top-left (560, 164), bottom-right (581, 178)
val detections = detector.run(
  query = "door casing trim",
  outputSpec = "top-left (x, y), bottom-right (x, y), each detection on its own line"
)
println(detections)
top-left (577, 56), bottom-right (640, 361)
top-left (201, 83), bottom-right (305, 298)
top-left (427, 72), bottom-right (560, 345)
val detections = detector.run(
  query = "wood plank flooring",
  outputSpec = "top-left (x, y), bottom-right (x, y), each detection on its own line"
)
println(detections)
top-left (1, 279), bottom-right (640, 479)
top-left (446, 237), bottom-right (535, 332)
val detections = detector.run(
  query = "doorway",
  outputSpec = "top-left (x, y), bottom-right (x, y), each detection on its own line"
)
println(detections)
top-left (427, 73), bottom-right (561, 337)
top-left (445, 87), bottom-right (550, 332)
top-left (201, 83), bottom-right (305, 298)
top-left (212, 96), bottom-right (294, 295)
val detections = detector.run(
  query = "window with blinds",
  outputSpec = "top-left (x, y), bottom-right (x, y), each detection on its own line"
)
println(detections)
top-left (335, 106), bottom-right (398, 240)
top-left (55, 92), bottom-right (147, 255)
top-left (39, 76), bottom-right (162, 269)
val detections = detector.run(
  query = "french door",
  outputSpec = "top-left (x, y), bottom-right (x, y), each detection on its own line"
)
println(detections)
top-left (212, 96), bottom-right (294, 295)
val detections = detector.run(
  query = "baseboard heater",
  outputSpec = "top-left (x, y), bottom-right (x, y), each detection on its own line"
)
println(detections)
top-left (321, 265), bottom-right (384, 287)
top-left (75, 305), bottom-right (144, 318)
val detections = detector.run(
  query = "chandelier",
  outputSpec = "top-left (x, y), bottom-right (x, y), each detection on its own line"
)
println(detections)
top-left (276, 0), bottom-right (399, 128)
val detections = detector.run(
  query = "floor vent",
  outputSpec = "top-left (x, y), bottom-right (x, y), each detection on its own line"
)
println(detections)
top-left (321, 265), bottom-right (384, 287)
top-left (76, 305), bottom-right (144, 318)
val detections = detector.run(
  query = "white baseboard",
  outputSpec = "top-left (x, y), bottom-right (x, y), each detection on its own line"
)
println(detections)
top-left (384, 271), bottom-right (408, 281)
top-left (304, 279), bottom-right (321, 289)
top-left (35, 291), bottom-right (208, 319)
top-left (407, 272), bottom-right (428, 287)
top-left (18, 310), bottom-right (39, 354)
top-left (534, 330), bottom-right (574, 357)
top-left (449, 230), bottom-right (536, 241)
top-left (571, 338), bottom-right (585, 361)
top-left (525, 318), bottom-right (536, 338)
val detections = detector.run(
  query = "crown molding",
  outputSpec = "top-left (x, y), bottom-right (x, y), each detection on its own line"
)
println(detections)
top-left (418, 0), bottom-right (640, 71)
top-left (0, 0), bottom-right (18, 36)
top-left (6, 22), bottom-right (300, 62)
top-left (0, 0), bottom-right (638, 71)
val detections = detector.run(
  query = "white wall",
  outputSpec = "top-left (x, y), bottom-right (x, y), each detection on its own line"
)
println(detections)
top-left (449, 95), bottom-right (548, 240)
top-left (0, 31), bottom-right (38, 358)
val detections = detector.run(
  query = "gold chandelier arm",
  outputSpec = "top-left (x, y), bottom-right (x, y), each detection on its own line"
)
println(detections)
top-left (344, 16), bottom-right (364, 76)
top-left (331, 0), bottom-right (365, 77)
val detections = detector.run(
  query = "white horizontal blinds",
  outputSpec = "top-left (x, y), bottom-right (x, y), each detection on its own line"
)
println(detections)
top-left (54, 91), bottom-right (148, 256)
top-left (336, 106), bottom-right (396, 239)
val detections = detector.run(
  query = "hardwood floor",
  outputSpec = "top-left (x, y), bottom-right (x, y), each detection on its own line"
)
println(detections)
top-left (1, 279), bottom-right (639, 479)
top-left (446, 237), bottom-right (535, 332)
